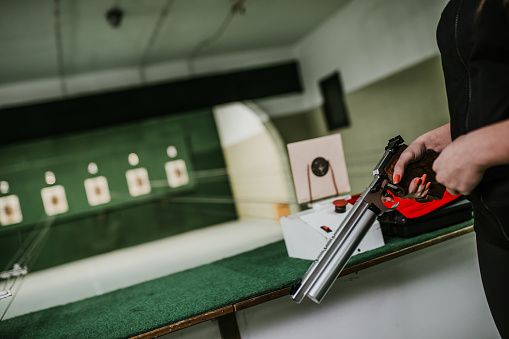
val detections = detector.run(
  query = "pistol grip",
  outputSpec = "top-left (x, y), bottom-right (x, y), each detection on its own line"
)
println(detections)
top-left (384, 145), bottom-right (446, 200)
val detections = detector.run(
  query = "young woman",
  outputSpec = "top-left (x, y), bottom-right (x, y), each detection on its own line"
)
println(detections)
top-left (392, 0), bottom-right (509, 337)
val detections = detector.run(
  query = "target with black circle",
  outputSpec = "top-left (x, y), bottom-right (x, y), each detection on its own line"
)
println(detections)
top-left (311, 157), bottom-right (329, 177)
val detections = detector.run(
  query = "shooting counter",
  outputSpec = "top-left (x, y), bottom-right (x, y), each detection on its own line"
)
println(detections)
top-left (1, 62), bottom-right (499, 338)
top-left (0, 219), bottom-right (480, 339)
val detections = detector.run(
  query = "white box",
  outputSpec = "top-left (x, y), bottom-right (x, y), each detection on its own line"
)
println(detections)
top-left (281, 197), bottom-right (385, 260)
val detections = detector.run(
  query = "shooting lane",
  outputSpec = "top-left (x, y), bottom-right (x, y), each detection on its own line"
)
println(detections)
top-left (0, 1), bottom-right (501, 339)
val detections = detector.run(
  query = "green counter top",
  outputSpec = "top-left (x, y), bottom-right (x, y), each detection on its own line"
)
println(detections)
top-left (0, 219), bottom-right (474, 339)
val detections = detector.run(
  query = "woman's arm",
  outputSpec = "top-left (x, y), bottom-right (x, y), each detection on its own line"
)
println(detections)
top-left (433, 119), bottom-right (509, 195)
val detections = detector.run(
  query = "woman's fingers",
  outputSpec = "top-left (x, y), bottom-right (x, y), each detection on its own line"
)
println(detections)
top-left (392, 141), bottom-right (427, 184)
top-left (406, 175), bottom-right (431, 199)
top-left (408, 177), bottom-right (420, 195)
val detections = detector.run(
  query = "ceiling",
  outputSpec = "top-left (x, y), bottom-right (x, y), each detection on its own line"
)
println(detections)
top-left (0, 0), bottom-right (350, 87)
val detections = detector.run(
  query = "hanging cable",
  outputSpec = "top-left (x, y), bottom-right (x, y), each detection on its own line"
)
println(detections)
top-left (53, 0), bottom-right (68, 96)
top-left (2, 215), bottom-right (54, 275)
top-left (0, 275), bottom-right (26, 322)
top-left (187, 11), bottom-right (233, 75)
top-left (187, 0), bottom-right (247, 75)
top-left (139, 0), bottom-right (174, 84)
top-left (0, 215), bottom-right (55, 322)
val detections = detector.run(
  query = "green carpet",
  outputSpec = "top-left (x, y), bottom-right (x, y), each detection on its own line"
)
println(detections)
top-left (0, 219), bottom-right (473, 339)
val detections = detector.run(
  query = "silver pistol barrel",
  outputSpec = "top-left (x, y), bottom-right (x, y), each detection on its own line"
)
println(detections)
top-left (291, 135), bottom-right (404, 304)
top-left (291, 193), bottom-right (378, 303)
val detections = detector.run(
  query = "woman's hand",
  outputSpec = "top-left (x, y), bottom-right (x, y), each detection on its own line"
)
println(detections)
top-left (432, 134), bottom-right (484, 195)
top-left (392, 123), bottom-right (452, 200)
top-left (433, 119), bottom-right (509, 195)
top-left (392, 141), bottom-right (431, 200)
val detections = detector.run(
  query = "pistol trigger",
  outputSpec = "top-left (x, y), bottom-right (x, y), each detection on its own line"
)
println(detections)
top-left (385, 183), bottom-right (402, 196)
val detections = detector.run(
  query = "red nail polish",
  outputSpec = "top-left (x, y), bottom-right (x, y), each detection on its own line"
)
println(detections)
top-left (394, 174), bottom-right (401, 184)
top-left (421, 174), bottom-right (427, 185)
top-left (425, 182), bottom-right (431, 190)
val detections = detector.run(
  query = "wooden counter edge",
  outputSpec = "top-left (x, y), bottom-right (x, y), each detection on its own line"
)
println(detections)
top-left (236, 225), bottom-right (474, 311)
top-left (234, 287), bottom-right (293, 312)
top-left (133, 224), bottom-right (474, 337)
top-left (130, 305), bottom-right (234, 339)
top-left (340, 225), bottom-right (474, 275)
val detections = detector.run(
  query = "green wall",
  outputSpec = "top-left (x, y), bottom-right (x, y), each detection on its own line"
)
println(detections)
top-left (0, 109), bottom-right (236, 271)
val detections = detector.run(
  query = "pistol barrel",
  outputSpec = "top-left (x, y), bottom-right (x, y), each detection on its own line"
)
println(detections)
top-left (292, 191), bottom-right (379, 303)
top-left (291, 135), bottom-right (404, 304)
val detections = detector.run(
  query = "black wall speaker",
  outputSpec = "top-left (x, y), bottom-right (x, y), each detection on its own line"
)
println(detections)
top-left (319, 71), bottom-right (350, 130)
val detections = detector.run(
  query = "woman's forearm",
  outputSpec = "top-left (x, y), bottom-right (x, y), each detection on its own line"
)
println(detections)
top-left (465, 119), bottom-right (509, 171)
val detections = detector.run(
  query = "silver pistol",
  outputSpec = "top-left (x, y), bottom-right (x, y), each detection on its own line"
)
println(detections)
top-left (292, 135), bottom-right (404, 304)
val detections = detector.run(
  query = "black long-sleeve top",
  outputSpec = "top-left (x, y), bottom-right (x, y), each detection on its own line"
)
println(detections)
top-left (437, 0), bottom-right (509, 183)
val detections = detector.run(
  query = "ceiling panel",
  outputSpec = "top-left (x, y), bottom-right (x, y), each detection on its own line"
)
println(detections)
top-left (0, 0), bottom-right (350, 86)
